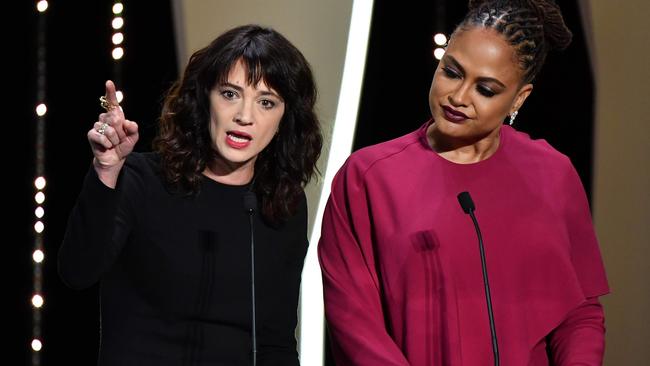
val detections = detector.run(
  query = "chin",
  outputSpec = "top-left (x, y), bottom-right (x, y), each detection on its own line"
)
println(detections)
top-left (215, 146), bottom-right (250, 165)
top-left (434, 118), bottom-right (466, 132)
top-left (224, 153), bottom-right (255, 165)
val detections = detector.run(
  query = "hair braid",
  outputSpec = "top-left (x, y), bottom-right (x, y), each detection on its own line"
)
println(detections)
top-left (460, 0), bottom-right (572, 83)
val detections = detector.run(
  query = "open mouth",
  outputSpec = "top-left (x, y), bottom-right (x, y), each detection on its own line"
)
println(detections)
top-left (227, 131), bottom-right (251, 142)
top-left (226, 131), bottom-right (252, 148)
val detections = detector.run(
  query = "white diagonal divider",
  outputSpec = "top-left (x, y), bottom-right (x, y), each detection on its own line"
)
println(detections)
top-left (299, 1), bottom-right (375, 364)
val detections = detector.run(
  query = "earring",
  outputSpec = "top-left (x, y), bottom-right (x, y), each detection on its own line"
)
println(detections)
top-left (508, 111), bottom-right (518, 126)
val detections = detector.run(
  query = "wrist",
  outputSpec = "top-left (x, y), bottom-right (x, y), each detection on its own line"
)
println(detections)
top-left (93, 158), bottom-right (125, 188)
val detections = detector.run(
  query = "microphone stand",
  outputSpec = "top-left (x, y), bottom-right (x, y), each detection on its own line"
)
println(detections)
top-left (244, 192), bottom-right (257, 366)
top-left (458, 192), bottom-right (499, 366)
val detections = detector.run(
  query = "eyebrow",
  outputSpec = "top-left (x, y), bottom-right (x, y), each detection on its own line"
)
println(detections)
top-left (220, 82), bottom-right (283, 100)
top-left (444, 55), bottom-right (507, 89)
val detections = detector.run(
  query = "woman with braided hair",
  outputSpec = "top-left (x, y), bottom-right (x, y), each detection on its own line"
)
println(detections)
top-left (318, 1), bottom-right (608, 365)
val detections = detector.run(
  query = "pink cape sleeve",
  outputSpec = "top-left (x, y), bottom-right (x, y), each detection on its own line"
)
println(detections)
top-left (561, 163), bottom-right (609, 298)
top-left (318, 159), bottom-right (411, 365)
top-left (546, 162), bottom-right (609, 364)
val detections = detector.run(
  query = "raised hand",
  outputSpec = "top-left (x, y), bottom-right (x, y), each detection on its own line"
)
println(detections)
top-left (88, 80), bottom-right (139, 188)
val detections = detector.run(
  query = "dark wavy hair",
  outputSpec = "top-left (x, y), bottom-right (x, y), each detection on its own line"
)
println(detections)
top-left (457, 0), bottom-right (572, 83)
top-left (153, 24), bottom-right (322, 224)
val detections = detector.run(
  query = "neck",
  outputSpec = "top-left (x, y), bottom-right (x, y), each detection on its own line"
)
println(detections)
top-left (427, 123), bottom-right (502, 164)
top-left (203, 156), bottom-right (255, 186)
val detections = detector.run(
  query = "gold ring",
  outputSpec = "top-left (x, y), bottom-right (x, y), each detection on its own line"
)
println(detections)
top-left (98, 122), bottom-right (109, 135)
top-left (99, 96), bottom-right (117, 111)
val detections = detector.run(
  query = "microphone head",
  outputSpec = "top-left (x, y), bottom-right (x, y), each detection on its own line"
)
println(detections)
top-left (457, 191), bottom-right (475, 214)
top-left (243, 191), bottom-right (257, 213)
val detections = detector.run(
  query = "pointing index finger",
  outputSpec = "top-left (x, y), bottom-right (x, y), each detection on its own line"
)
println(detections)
top-left (104, 80), bottom-right (119, 107)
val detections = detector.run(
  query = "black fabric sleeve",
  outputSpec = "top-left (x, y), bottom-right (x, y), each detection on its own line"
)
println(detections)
top-left (58, 156), bottom-right (144, 289)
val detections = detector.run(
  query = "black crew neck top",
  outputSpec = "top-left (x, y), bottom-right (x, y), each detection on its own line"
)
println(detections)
top-left (59, 152), bottom-right (308, 365)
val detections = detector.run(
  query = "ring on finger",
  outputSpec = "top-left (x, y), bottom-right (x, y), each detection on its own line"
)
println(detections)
top-left (98, 122), bottom-right (109, 135)
top-left (99, 96), bottom-right (118, 112)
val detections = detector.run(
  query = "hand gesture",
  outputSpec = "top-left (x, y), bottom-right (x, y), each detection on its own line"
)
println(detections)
top-left (88, 80), bottom-right (139, 187)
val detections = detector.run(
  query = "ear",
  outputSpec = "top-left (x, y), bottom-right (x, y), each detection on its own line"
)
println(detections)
top-left (511, 83), bottom-right (533, 114)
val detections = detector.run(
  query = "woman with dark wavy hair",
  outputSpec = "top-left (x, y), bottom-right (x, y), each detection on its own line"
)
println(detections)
top-left (319, 1), bottom-right (608, 365)
top-left (59, 24), bottom-right (322, 365)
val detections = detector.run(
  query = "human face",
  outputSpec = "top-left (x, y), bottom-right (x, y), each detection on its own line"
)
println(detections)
top-left (208, 60), bottom-right (285, 177)
top-left (428, 27), bottom-right (532, 145)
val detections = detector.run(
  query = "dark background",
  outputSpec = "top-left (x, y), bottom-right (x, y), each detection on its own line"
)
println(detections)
top-left (14, 1), bottom-right (178, 364)
top-left (14, 1), bottom-right (592, 364)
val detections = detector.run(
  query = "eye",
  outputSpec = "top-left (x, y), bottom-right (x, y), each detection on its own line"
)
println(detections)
top-left (442, 66), bottom-right (461, 79)
top-left (220, 89), bottom-right (238, 100)
top-left (259, 99), bottom-right (276, 109)
top-left (476, 85), bottom-right (496, 98)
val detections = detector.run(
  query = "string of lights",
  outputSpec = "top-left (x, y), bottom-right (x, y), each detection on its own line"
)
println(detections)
top-left (433, 32), bottom-right (448, 60)
top-left (433, 0), bottom-right (447, 60)
top-left (29, 3), bottom-right (126, 364)
top-left (32, 1), bottom-right (49, 365)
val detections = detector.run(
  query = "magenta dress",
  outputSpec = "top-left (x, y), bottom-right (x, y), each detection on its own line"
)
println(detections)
top-left (318, 123), bottom-right (609, 365)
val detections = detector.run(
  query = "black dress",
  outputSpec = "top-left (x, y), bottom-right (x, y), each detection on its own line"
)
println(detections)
top-left (59, 152), bottom-right (308, 366)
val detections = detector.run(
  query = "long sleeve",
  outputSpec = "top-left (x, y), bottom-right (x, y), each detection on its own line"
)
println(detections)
top-left (318, 160), bottom-right (410, 366)
top-left (58, 158), bottom-right (142, 290)
top-left (544, 161), bottom-right (608, 365)
top-left (548, 297), bottom-right (605, 365)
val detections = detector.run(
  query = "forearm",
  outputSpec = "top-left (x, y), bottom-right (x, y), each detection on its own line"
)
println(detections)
top-left (322, 275), bottom-right (411, 365)
top-left (319, 231), bottom-right (410, 365)
top-left (58, 167), bottom-right (121, 289)
top-left (548, 297), bottom-right (606, 365)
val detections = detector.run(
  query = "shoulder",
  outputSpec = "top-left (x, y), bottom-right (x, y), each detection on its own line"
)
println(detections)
top-left (502, 126), bottom-right (584, 198)
top-left (339, 126), bottom-right (425, 182)
top-left (503, 126), bottom-right (573, 172)
top-left (125, 151), bottom-right (160, 169)
top-left (268, 189), bottom-right (308, 240)
top-left (117, 152), bottom-right (166, 192)
top-left (293, 189), bottom-right (308, 217)
top-left (123, 151), bottom-right (162, 177)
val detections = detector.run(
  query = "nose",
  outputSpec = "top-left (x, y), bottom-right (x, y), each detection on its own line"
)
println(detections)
top-left (448, 82), bottom-right (471, 107)
top-left (234, 99), bottom-right (254, 125)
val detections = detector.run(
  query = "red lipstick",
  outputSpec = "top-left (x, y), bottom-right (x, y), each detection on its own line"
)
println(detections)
top-left (226, 130), bottom-right (252, 149)
top-left (442, 105), bottom-right (469, 123)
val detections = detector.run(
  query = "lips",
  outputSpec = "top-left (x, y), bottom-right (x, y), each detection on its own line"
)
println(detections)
top-left (226, 130), bottom-right (252, 149)
top-left (441, 105), bottom-right (470, 123)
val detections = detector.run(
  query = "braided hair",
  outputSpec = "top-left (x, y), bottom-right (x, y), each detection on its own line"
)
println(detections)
top-left (458, 0), bottom-right (572, 83)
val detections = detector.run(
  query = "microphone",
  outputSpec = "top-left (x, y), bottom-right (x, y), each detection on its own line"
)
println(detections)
top-left (457, 191), bottom-right (475, 214)
top-left (457, 191), bottom-right (500, 366)
top-left (244, 191), bottom-right (257, 214)
top-left (243, 191), bottom-right (258, 366)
